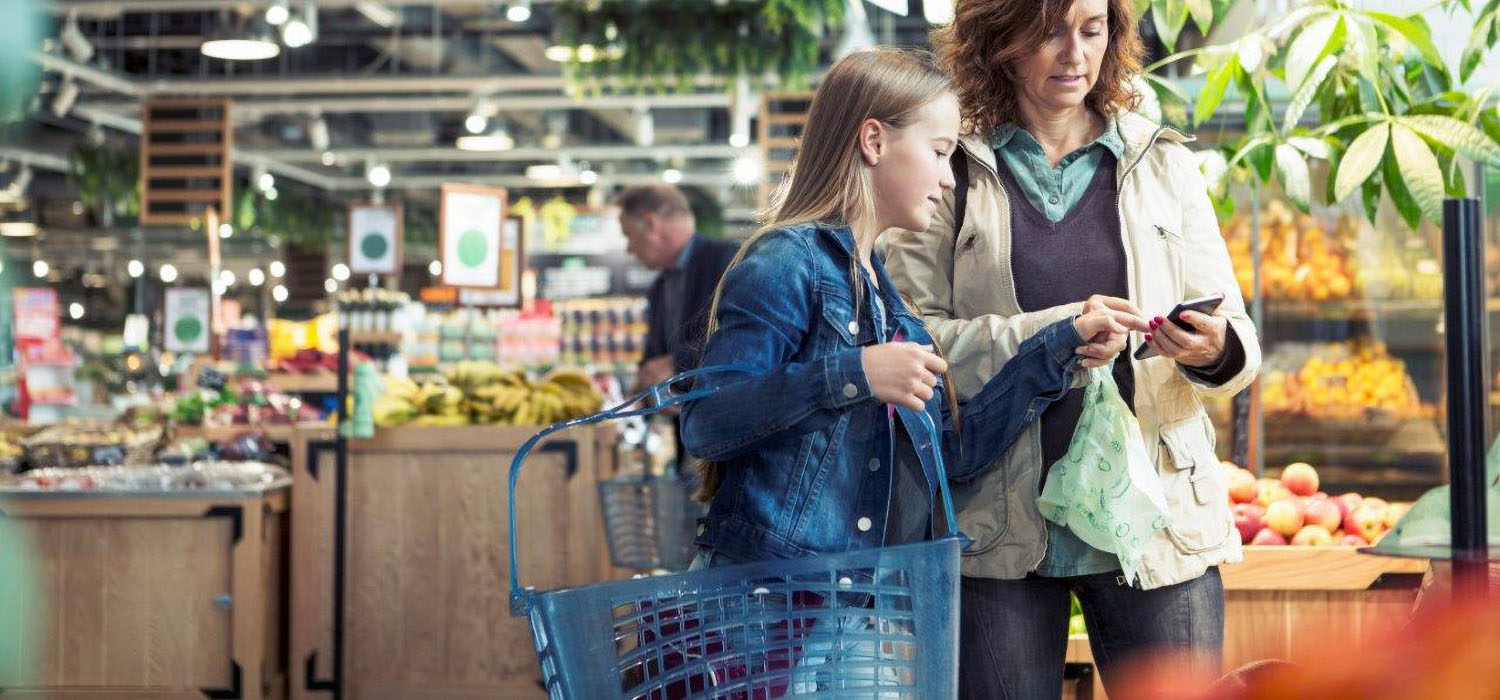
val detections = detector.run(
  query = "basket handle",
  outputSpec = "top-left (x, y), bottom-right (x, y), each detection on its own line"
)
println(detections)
top-left (905, 405), bottom-right (961, 540)
top-left (509, 364), bottom-right (758, 612)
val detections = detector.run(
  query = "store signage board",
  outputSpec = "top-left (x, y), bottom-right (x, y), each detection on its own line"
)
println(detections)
top-left (13, 288), bottom-right (59, 343)
top-left (440, 184), bottom-right (507, 288)
top-left (349, 202), bottom-right (403, 276)
top-left (123, 314), bottom-right (150, 351)
top-left (164, 288), bottom-right (211, 353)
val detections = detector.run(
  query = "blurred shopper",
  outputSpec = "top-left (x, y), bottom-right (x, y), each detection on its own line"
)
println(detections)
top-left (618, 184), bottom-right (738, 391)
top-left (882, 0), bottom-right (1261, 696)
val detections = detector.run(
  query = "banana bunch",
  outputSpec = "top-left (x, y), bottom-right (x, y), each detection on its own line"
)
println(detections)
top-left (444, 360), bottom-right (516, 395)
top-left (371, 363), bottom-right (605, 428)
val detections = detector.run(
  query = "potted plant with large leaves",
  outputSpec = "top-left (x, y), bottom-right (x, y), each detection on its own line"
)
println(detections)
top-left (1137, 0), bottom-right (1500, 228)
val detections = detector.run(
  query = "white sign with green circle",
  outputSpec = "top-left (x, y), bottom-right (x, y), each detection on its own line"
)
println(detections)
top-left (441, 188), bottom-right (504, 288)
top-left (349, 205), bottom-right (400, 275)
top-left (164, 288), bottom-right (211, 353)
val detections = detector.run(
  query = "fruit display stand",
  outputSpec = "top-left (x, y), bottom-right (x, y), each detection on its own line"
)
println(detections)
top-left (1221, 196), bottom-right (1451, 502)
top-left (0, 464), bottom-right (290, 699)
top-left (287, 423), bottom-right (619, 699)
top-left (1063, 547), bottom-right (1429, 700)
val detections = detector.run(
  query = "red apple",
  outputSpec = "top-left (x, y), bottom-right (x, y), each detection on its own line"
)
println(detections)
top-left (1362, 497), bottom-right (1390, 515)
top-left (1335, 492), bottom-right (1363, 518)
top-left (1234, 502), bottom-right (1266, 544)
top-left (1383, 502), bottom-right (1411, 529)
top-left (1304, 498), bottom-right (1343, 534)
top-left (1228, 468), bottom-right (1259, 504)
top-left (1257, 481), bottom-right (1294, 507)
top-left (1349, 505), bottom-right (1386, 543)
top-left (1338, 532), bottom-right (1368, 547)
top-left (1251, 528), bottom-right (1288, 546)
top-left (1265, 499), bottom-right (1304, 538)
top-left (1280, 462), bottom-right (1320, 497)
top-left (1292, 525), bottom-right (1334, 546)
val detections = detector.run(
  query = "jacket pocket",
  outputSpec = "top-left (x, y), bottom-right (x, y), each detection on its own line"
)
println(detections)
top-left (953, 449), bottom-right (1013, 556)
top-left (817, 286), bottom-right (870, 347)
top-left (1158, 414), bottom-right (1234, 555)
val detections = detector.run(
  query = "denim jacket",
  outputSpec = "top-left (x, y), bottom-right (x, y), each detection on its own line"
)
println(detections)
top-left (680, 222), bottom-right (1085, 564)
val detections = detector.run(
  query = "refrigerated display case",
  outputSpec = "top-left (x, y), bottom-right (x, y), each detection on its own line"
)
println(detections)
top-left (1220, 175), bottom-right (1460, 503)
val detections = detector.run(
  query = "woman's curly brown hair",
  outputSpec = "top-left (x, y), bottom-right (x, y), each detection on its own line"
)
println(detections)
top-left (933, 0), bottom-right (1145, 136)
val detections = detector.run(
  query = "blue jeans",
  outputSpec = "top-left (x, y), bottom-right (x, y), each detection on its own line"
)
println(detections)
top-left (959, 568), bottom-right (1224, 699)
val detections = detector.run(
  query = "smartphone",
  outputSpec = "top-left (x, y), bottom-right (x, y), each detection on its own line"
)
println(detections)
top-left (1133, 293), bottom-right (1226, 360)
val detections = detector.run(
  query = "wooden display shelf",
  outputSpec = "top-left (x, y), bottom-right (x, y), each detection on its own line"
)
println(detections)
top-left (0, 485), bottom-right (288, 698)
top-left (288, 424), bottom-right (620, 698)
top-left (1225, 545), bottom-right (1429, 590)
top-left (1063, 547), bottom-right (1430, 699)
top-left (175, 422), bottom-right (329, 443)
top-left (348, 331), bottom-right (403, 345)
top-left (1261, 297), bottom-right (1500, 320)
top-left (265, 372), bottom-right (339, 393)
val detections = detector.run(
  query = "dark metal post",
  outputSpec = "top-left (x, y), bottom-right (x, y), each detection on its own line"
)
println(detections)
top-left (1443, 197), bottom-right (1489, 599)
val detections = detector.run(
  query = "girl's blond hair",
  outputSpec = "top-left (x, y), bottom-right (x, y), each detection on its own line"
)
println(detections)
top-left (694, 48), bottom-right (952, 503)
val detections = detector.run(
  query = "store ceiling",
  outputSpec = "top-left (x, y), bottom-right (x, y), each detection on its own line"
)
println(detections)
top-left (19, 1), bottom-right (932, 205)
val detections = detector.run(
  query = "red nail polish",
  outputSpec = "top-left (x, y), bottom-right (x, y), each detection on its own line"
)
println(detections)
top-left (1145, 333), bottom-right (1153, 343)
top-left (1154, 316), bottom-right (1165, 325)
top-left (1149, 319), bottom-right (1159, 329)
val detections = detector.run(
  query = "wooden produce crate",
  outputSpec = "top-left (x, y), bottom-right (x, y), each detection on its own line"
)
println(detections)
top-left (0, 483), bottom-right (289, 698)
top-left (1064, 546), bottom-right (1429, 699)
top-left (287, 425), bottom-right (618, 699)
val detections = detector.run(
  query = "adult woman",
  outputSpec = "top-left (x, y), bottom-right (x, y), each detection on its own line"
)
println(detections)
top-left (881, 0), bottom-right (1262, 696)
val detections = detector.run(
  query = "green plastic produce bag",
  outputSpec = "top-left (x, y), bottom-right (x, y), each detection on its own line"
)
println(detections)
top-left (1037, 363), bottom-right (1170, 586)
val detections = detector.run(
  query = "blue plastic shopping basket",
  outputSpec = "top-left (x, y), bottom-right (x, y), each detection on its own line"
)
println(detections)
top-left (509, 365), bottom-right (964, 699)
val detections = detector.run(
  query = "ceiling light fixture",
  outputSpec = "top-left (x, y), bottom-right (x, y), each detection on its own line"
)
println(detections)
top-left (265, 0), bottom-right (290, 25)
top-left (324, 278), bottom-right (338, 294)
top-left (507, 0), bottom-right (532, 23)
top-left (662, 168), bottom-right (683, 184)
top-left (366, 158), bottom-right (391, 188)
top-left (354, 1), bottom-right (401, 28)
top-left (159, 263), bottom-right (178, 283)
top-left (60, 10), bottom-right (94, 63)
top-left (733, 154), bottom-right (763, 185)
top-left (272, 284), bottom-right (289, 302)
top-left (281, 3), bottom-right (317, 48)
top-left (201, 14), bottom-right (281, 61)
top-left (51, 78), bottom-right (80, 117)
top-left (308, 114), bottom-right (330, 152)
top-left (68, 303), bottom-right (84, 320)
top-left (127, 259), bottom-right (144, 278)
top-left (32, 260), bottom-right (48, 278)
top-left (429, 260), bottom-right (442, 276)
top-left (332, 263), bottom-right (350, 281)
top-left (249, 268), bottom-right (266, 286)
top-left (457, 126), bottom-right (515, 152)
top-left (270, 261), bottom-right (286, 278)
top-left (320, 151), bottom-right (337, 166)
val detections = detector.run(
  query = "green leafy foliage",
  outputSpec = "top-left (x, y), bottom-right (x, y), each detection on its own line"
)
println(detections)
top-left (1141, 0), bottom-right (1500, 228)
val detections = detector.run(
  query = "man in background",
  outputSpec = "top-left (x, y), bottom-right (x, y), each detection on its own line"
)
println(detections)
top-left (617, 184), bottom-right (738, 392)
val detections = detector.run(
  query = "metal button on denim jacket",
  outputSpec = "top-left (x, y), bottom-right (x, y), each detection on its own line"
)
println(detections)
top-left (681, 222), bottom-right (1084, 564)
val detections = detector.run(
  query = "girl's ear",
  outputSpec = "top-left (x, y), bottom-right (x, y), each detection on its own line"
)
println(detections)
top-left (857, 118), bottom-right (885, 167)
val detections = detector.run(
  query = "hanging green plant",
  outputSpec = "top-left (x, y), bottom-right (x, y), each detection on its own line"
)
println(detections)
top-left (69, 141), bottom-right (139, 226)
top-left (553, 0), bottom-right (844, 92)
top-left (254, 187), bottom-right (336, 248)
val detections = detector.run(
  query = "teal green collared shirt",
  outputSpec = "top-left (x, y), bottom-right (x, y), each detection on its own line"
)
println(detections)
top-left (988, 118), bottom-right (1125, 223)
top-left (992, 117), bottom-right (1126, 578)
